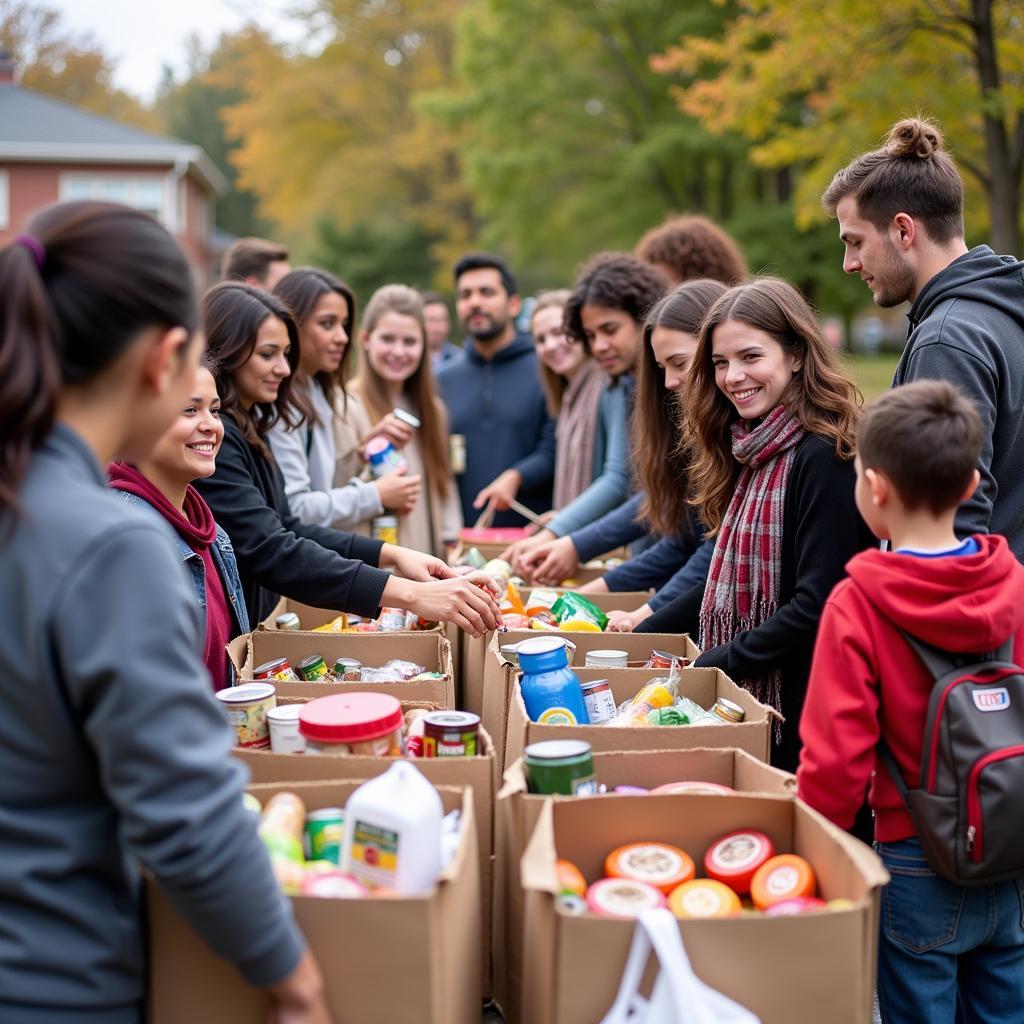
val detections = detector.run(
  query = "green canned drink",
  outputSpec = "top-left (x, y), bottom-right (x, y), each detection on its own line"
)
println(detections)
top-left (296, 653), bottom-right (329, 681)
top-left (304, 808), bottom-right (345, 864)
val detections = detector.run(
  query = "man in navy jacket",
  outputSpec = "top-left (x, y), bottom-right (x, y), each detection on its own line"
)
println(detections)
top-left (437, 253), bottom-right (555, 528)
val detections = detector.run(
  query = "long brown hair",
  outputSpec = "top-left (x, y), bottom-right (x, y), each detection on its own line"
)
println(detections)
top-left (273, 266), bottom-right (356, 425)
top-left (355, 285), bottom-right (451, 499)
top-left (202, 282), bottom-right (301, 461)
top-left (530, 289), bottom-right (578, 417)
top-left (683, 277), bottom-right (862, 535)
top-left (0, 200), bottom-right (196, 515)
top-left (633, 280), bottom-right (728, 536)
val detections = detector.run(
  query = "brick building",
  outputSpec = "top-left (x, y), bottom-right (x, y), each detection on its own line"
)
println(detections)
top-left (0, 54), bottom-right (226, 282)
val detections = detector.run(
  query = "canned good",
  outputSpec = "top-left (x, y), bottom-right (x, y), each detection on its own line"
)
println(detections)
top-left (333, 658), bottom-right (363, 682)
top-left (393, 407), bottom-right (421, 429)
top-left (378, 607), bottom-right (407, 631)
top-left (449, 433), bottom-right (467, 474)
top-left (365, 436), bottom-right (407, 478)
top-left (584, 649), bottom-right (629, 669)
top-left (304, 808), bottom-right (345, 864)
top-left (647, 649), bottom-right (683, 671)
top-left (215, 683), bottom-right (277, 749)
top-left (422, 711), bottom-right (480, 757)
top-left (253, 657), bottom-right (299, 682)
top-left (711, 697), bottom-right (745, 722)
top-left (523, 739), bottom-right (596, 795)
top-left (580, 678), bottom-right (618, 724)
top-left (296, 653), bottom-right (330, 682)
top-left (275, 611), bottom-right (301, 631)
top-left (267, 703), bottom-right (306, 754)
top-left (372, 515), bottom-right (399, 545)
top-left (499, 643), bottom-right (521, 668)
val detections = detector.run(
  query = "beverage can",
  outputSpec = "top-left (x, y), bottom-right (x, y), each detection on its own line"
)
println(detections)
top-left (304, 808), bottom-right (345, 864)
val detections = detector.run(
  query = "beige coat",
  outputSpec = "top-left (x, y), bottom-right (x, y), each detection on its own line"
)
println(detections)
top-left (331, 391), bottom-right (376, 537)
top-left (335, 388), bottom-right (462, 556)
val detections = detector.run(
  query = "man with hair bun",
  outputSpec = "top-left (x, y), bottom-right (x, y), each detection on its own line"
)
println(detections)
top-left (824, 117), bottom-right (1024, 559)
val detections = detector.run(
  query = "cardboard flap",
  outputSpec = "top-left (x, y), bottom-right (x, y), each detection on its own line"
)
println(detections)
top-left (498, 758), bottom-right (529, 800)
top-left (520, 799), bottom-right (559, 896)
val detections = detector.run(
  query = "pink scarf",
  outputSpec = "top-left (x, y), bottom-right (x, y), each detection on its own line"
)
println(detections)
top-left (553, 359), bottom-right (606, 509)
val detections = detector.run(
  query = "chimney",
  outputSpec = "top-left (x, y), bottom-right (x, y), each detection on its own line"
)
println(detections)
top-left (0, 50), bottom-right (17, 86)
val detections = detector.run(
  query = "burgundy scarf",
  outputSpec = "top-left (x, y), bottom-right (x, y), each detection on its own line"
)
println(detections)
top-left (108, 462), bottom-right (217, 551)
top-left (699, 406), bottom-right (806, 725)
top-left (553, 359), bottom-right (606, 509)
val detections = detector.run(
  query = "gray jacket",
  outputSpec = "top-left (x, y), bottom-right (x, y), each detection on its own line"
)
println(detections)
top-left (898, 245), bottom-right (1024, 559)
top-left (0, 425), bottom-right (303, 1022)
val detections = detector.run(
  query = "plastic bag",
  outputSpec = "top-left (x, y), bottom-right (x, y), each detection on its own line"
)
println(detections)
top-left (599, 908), bottom-right (761, 1024)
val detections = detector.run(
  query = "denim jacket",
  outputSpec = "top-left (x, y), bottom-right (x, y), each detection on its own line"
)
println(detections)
top-left (117, 491), bottom-right (250, 638)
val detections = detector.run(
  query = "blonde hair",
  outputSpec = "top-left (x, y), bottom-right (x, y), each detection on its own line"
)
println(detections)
top-left (530, 289), bottom-right (578, 416)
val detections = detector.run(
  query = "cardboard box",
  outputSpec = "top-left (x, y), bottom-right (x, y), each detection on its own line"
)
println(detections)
top-left (260, 596), bottom-right (462, 686)
top-left (465, 617), bottom-right (682, 767)
top-left (520, 792), bottom-right (889, 1024)
top-left (503, 663), bottom-right (776, 771)
top-left (233, 728), bottom-right (498, 996)
top-left (231, 630), bottom-right (456, 709)
top-left (460, 590), bottom-right (652, 719)
top-left (493, 749), bottom-right (795, 1022)
top-left (147, 781), bottom-right (480, 1024)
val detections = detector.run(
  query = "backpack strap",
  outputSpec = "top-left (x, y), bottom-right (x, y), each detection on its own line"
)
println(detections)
top-left (878, 739), bottom-right (911, 808)
top-left (898, 629), bottom-right (1017, 678)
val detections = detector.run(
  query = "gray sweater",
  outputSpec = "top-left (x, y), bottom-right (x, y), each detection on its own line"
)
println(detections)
top-left (0, 425), bottom-right (303, 1022)
top-left (897, 245), bottom-right (1024, 560)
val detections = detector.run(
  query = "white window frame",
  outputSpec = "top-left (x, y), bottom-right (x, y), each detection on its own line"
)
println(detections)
top-left (0, 170), bottom-right (9, 230)
top-left (58, 172), bottom-right (173, 227)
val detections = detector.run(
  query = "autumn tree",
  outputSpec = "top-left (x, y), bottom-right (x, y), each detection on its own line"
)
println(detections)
top-left (1, 0), bottom-right (154, 128)
top-left (222, 0), bottom-right (474, 278)
top-left (656, 0), bottom-right (1024, 254)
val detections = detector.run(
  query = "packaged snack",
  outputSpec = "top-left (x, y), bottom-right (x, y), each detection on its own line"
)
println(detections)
top-left (499, 581), bottom-right (526, 617)
top-left (764, 896), bottom-right (828, 916)
top-left (647, 706), bottom-right (690, 726)
top-left (555, 859), bottom-right (587, 898)
top-left (675, 695), bottom-right (724, 725)
top-left (751, 854), bottom-right (817, 909)
top-left (669, 879), bottom-right (742, 919)
top-left (605, 842), bottom-right (695, 894)
top-left (704, 830), bottom-right (776, 895)
top-left (631, 679), bottom-right (677, 710)
top-left (312, 615), bottom-right (349, 633)
top-left (524, 588), bottom-right (560, 617)
top-left (586, 878), bottom-right (666, 918)
top-left (550, 592), bottom-right (609, 631)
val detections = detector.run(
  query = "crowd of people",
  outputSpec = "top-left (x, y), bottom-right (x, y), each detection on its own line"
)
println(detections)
top-left (1, 115), bottom-right (1022, 1024)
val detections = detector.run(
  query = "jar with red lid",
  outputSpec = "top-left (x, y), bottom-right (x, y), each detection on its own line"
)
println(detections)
top-left (298, 692), bottom-right (404, 756)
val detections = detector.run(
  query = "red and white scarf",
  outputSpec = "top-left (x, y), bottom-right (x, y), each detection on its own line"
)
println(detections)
top-left (699, 405), bottom-right (806, 723)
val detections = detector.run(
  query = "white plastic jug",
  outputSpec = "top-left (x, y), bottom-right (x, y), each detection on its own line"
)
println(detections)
top-left (341, 761), bottom-right (443, 894)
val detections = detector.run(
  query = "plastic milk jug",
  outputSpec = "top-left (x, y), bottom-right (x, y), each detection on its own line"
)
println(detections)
top-left (341, 761), bottom-right (443, 894)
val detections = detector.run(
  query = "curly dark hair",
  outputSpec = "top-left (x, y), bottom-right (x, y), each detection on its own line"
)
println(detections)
top-left (635, 215), bottom-right (748, 286)
top-left (563, 252), bottom-right (669, 350)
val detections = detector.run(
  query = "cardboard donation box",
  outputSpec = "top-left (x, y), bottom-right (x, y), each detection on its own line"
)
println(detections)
top-left (147, 781), bottom-right (481, 1024)
top-left (493, 749), bottom-right (795, 1023)
top-left (231, 629), bottom-right (456, 709)
top-left (503, 662), bottom-right (774, 772)
top-left (233, 723), bottom-right (498, 996)
top-left (260, 596), bottom-right (462, 683)
top-left (460, 589), bottom-right (651, 720)
top-left (479, 630), bottom-right (701, 773)
top-left (520, 792), bottom-right (889, 1024)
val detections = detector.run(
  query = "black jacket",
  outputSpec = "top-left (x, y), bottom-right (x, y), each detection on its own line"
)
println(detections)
top-left (639, 435), bottom-right (875, 771)
top-left (196, 414), bottom-right (389, 627)
top-left (899, 245), bottom-right (1024, 560)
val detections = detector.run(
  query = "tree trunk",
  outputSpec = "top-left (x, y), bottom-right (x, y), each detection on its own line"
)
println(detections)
top-left (718, 156), bottom-right (734, 221)
top-left (971, 0), bottom-right (1022, 254)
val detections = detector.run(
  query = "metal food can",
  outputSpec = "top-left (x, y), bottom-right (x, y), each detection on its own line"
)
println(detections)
top-left (393, 407), bottom-right (421, 429)
top-left (585, 649), bottom-right (629, 669)
top-left (215, 683), bottom-right (277, 749)
top-left (304, 808), bottom-right (345, 864)
top-left (523, 739), bottom-right (596, 795)
top-left (378, 607), bottom-right (406, 631)
top-left (372, 515), bottom-right (399, 545)
top-left (422, 711), bottom-right (480, 757)
top-left (333, 658), bottom-right (363, 682)
top-left (253, 657), bottom-right (299, 681)
top-left (711, 697), bottom-right (745, 723)
top-left (449, 433), bottom-right (467, 474)
top-left (580, 678), bottom-right (618, 724)
top-left (296, 653), bottom-right (330, 682)
top-left (275, 611), bottom-right (301, 631)
top-left (647, 649), bottom-right (681, 671)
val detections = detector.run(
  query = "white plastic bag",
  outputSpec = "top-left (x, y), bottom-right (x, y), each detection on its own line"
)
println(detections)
top-left (599, 908), bottom-right (761, 1024)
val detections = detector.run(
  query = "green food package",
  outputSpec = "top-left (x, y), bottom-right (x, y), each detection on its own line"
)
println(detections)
top-left (647, 706), bottom-right (690, 727)
top-left (550, 591), bottom-right (609, 631)
top-left (465, 546), bottom-right (487, 570)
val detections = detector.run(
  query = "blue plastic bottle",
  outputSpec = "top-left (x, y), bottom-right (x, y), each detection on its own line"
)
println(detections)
top-left (516, 636), bottom-right (590, 726)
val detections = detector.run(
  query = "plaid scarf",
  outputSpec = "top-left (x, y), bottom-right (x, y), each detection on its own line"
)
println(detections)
top-left (699, 405), bottom-right (806, 728)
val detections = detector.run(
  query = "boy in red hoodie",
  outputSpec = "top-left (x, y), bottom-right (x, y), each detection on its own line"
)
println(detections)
top-left (797, 380), bottom-right (1024, 1024)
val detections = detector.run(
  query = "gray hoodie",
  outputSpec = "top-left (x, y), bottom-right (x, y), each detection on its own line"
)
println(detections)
top-left (897, 245), bottom-right (1024, 560)
top-left (0, 425), bottom-right (303, 1022)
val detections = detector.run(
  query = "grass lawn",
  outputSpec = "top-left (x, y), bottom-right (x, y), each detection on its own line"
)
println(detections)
top-left (842, 353), bottom-right (901, 401)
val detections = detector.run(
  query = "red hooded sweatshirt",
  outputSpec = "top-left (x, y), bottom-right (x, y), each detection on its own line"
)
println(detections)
top-left (797, 534), bottom-right (1024, 842)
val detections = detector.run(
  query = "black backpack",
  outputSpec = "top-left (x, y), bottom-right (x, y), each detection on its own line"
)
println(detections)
top-left (880, 630), bottom-right (1024, 885)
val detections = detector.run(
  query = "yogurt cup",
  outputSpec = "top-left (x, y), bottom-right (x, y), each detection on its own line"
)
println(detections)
top-left (268, 703), bottom-right (306, 754)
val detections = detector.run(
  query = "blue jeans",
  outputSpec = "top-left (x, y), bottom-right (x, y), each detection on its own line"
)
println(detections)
top-left (876, 838), bottom-right (1024, 1024)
